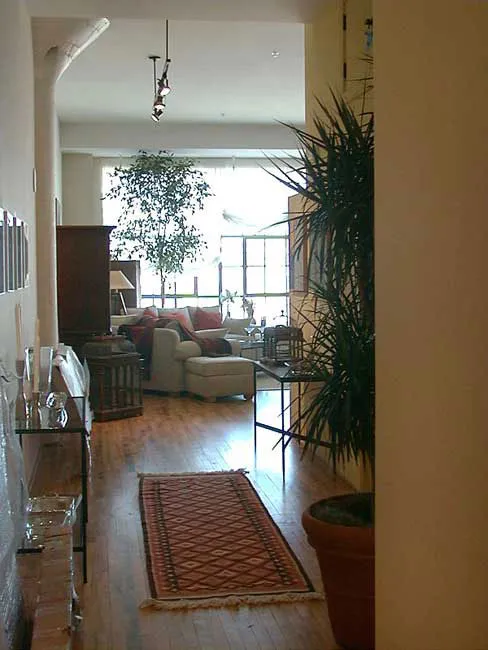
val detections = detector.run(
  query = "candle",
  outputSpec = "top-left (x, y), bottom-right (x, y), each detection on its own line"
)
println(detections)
top-left (15, 303), bottom-right (23, 361)
top-left (33, 318), bottom-right (40, 393)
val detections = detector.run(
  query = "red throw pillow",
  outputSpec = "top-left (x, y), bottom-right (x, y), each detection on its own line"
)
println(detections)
top-left (194, 307), bottom-right (223, 330)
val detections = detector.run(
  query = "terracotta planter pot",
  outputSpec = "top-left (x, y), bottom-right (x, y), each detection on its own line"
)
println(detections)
top-left (302, 496), bottom-right (375, 650)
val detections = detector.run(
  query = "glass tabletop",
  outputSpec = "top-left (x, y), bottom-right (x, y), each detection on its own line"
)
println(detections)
top-left (15, 394), bottom-right (86, 433)
top-left (254, 360), bottom-right (326, 383)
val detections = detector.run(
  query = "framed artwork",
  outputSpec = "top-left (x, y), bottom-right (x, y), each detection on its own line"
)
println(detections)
top-left (0, 213), bottom-right (4, 294)
top-left (0, 209), bottom-right (29, 294)
top-left (55, 197), bottom-right (62, 225)
top-left (22, 222), bottom-right (29, 288)
top-left (15, 218), bottom-right (23, 289)
top-left (7, 212), bottom-right (15, 291)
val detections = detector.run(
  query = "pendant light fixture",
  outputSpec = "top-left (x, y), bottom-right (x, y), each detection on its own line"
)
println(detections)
top-left (149, 20), bottom-right (171, 122)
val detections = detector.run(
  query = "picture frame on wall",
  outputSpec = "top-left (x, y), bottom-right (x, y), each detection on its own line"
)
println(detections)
top-left (7, 212), bottom-right (15, 292)
top-left (0, 209), bottom-right (29, 293)
top-left (22, 222), bottom-right (29, 288)
top-left (0, 213), bottom-right (4, 294)
top-left (55, 197), bottom-right (62, 225)
top-left (16, 218), bottom-right (23, 289)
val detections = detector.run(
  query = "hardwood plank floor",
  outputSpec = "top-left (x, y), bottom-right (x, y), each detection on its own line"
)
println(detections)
top-left (30, 389), bottom-right (353, 650)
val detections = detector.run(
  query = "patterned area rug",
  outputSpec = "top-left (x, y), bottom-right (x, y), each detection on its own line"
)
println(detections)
top-left (138, 470), bottom-right (322, 610)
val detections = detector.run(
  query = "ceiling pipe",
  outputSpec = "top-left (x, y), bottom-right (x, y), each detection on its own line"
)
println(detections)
top-left (32, 17), bottom-right (110, 345)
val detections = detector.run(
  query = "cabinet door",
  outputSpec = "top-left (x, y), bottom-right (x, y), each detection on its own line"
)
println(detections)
top-left (57, 226), bottom-right (114, 336)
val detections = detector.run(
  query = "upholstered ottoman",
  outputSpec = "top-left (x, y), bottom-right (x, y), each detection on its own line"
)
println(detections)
top-left (185, 356), bottom-right (254, 401)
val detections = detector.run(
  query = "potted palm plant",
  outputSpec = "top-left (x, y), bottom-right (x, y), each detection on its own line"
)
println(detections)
top-left (269, 92), bottom-right (374, 650)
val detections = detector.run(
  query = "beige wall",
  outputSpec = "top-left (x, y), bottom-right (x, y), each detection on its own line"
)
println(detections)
top-left (375, 1), bottom-right (488, 647)
top-left (0, 0), bottom-right (38, 478)
top-left (304, 0), bottom-right (344, 127)
top-left (302, 0), bottom-right (372, 490)
top-left (62, 153), bottom-right (102, 225)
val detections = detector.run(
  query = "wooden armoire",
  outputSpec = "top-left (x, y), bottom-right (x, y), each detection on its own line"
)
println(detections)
top-left (57, 226), bottom-right (114, 352)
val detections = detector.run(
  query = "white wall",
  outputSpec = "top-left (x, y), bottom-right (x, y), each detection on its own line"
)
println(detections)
top-left (0, 0), bottom-right (36, 368)
top-left (62, 153), bottom-right (102, 225)
top-left (375, 1), bottom-right (488, 648)
top-left (0, 0), bottom-right (37, 477)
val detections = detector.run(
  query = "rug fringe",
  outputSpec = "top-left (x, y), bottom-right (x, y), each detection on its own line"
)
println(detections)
top-left (138, 469), bottom-right (248, 478)
top-left (139, 591), bottom-right (324, 611)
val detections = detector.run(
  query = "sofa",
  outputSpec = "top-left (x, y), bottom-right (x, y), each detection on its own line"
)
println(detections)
top-left (111, 305), bottom-right (254, 397)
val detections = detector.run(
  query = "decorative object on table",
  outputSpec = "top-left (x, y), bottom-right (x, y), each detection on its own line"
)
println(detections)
top-left (262, 325), bottom-right (304, 364)
top-left (241, 295), bottom-right (254, 321)
top-left (21, 344), bottom-right (54, 421)
top-left (220, 288), bottom-right (238, 318)
top-left (103, 151), bottom-right (211, 306)
top-left (138, 470), bottom-right (322, 610)
top-left (245, 325), bottom-right (262, 340)
top-left (269, 80), bottom-right (374, 649)
top-left (37, 390), bottom-right (69, 429)
top-left (110, 270), bottom-right (134, 315)
top-left (38, 346), bottom-right (53, 394)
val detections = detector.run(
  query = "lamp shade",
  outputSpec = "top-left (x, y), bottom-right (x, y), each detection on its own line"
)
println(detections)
top-left (110, 270), bottom-right (134, 291)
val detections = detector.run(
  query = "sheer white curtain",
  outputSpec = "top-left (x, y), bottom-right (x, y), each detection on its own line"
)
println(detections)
top-left (101, 158), bottom-right (294, 303)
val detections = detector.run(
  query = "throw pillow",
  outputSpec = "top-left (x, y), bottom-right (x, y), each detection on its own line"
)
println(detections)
top-left (162, 319), bottom-right (193, 341)
top-left (222, 317), bottom-right (252, 335)
top-left (187, 304), bottom-right (220, 329)
top-left (143, 305), bottom-right (159, 318)
top-left (193, 307), bottom-right (223, 330)
top-left (194, 328), bottom-right (228, 340)
top-left (158, 307), bottom-right (193, 331)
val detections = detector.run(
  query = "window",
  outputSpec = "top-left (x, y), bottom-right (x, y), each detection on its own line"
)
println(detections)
top-left (220, 235), bottom-right (289, 325)
top-left (102, 160), bottom-right (295, 321)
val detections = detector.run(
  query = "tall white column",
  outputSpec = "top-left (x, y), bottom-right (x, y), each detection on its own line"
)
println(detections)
top-left (34, 47), bottom-right (60, 346)
top-left (375, 2), bottom-right (488, 648)
top-left (32, 18), bottom-right (109, 345)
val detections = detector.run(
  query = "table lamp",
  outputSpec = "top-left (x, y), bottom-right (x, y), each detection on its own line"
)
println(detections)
top-left (110, 270), bottom-right (134, 315)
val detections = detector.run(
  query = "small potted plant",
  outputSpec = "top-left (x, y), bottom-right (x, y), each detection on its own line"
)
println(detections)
top-left (269, 90), bottom-right (374, 650)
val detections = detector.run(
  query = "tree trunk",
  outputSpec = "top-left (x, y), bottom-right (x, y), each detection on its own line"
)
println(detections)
top-left (160, 272), bottom-right (166, 307)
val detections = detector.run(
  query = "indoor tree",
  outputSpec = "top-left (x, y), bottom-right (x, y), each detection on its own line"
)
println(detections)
top-left (103, 150), bottom-right (212, 303)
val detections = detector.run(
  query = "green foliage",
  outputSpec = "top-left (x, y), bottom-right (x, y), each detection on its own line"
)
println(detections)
top-left (103, 151), bottom-right (212, 298)
top-left (270, 93), bottom-right (375, 480)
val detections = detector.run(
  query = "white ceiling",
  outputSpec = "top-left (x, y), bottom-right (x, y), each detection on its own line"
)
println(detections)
top-left (27, 0), bottom-right (317, 155)
top-left (26, 0), bottom-right (324, 23)
top-left (56, 19), bottom-right (305, 126)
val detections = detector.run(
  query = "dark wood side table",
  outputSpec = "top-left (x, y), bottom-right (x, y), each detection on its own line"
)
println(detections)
top-left (85, 351), bottom-right (143, 421)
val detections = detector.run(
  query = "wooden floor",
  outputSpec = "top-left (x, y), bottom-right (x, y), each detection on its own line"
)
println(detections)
top-left (30, 388), bottom-right (353, 650)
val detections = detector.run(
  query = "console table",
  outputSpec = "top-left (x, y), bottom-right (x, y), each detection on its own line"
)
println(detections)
top-left (15, 352), bottom-right (90, 583)
top-left (252, 360), bottom-right (327, 480)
